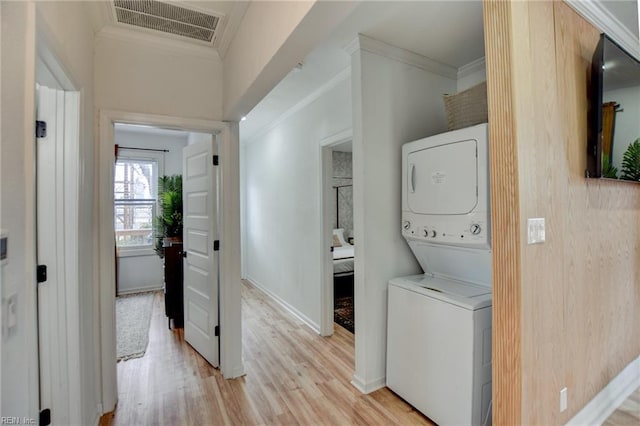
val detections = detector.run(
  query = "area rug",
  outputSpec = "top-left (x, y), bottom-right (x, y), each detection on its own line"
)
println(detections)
top-left (334, 296), bottom-right (354, 333)
top-left (116, 291), bottom-right (155, 362)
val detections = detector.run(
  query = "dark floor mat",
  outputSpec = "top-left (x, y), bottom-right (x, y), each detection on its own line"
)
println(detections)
top-left (334, 296), bottom-right (354, 333)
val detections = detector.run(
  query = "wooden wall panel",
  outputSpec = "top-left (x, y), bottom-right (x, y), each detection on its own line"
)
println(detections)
top-left (554, 2), bottom-right (640, 422)
top-left (485, 0), bottom-right (640, 423)
top-left (482, 1), bottom-right (521, 424)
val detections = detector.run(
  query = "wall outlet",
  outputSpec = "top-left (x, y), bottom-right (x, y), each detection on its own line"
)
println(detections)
top-left (527, 218), bottom-right (546, 244)
top-left (560, 387), bottom-right (568, 412)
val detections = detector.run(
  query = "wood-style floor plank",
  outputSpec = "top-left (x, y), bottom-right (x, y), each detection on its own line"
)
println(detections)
top-left (100, 281), bottom-right (433, 425)
top-left (603, 387), bottom-right (640, 426)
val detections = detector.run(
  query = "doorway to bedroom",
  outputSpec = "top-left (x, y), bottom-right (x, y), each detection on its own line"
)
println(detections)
top-left (321, 136), bottom-right (355, 336)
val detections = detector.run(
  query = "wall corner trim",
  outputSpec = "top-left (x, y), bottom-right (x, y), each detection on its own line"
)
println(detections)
top-left (566, 355), bottom-right (640, 426)
top-left (344, 34), bottom-right (458, 80)
top-left (565, 0), bottom-right (640, 60)
top-left (458, 57), bottom-right (486, 80)
top-left (350, 375), bottom-right (386, 395)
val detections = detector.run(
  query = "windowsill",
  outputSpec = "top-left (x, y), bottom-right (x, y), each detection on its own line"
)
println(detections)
top-left (117, 247), bottom-right (156, 258)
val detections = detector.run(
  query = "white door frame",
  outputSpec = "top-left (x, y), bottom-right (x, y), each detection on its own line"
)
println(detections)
top-left (318, 129), bottom-right (352, 336)
top-left (35, 31), bottom-right (82, 425)
top-left (97, 111), bottom-right (244, 413)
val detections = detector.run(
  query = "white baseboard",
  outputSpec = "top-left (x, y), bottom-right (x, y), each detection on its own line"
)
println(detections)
top-left (351, 374), bottom-right (386, 394)
top-left (244, 276), bottom-right (321, 334)
top-left (567, 355), bottom-right (640, 426)
top-left (116, 285), bottom-right (162, 296)
top-left (223, 363), bottom-right (246, 380)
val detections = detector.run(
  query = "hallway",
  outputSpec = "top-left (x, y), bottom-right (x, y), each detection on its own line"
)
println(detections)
top-left (100, 281), bottom-right (432, 425)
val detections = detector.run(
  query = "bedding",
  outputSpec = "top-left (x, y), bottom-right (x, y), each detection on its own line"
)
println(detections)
top-left (333, 245), bottom-right (354, 260)
top-left (333, 257), bottom-right (354, 275)
top-left (333, 243), bottom-right (354, 275)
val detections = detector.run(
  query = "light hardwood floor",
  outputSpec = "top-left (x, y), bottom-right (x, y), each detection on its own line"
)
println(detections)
top-left (603, 387), bottom-right (640, 426)
top-left (100, 280), bottom-right (432, 425)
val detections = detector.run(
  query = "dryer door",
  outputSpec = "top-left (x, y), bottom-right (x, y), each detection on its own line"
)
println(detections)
top-left (407, 139), bottom-right (478, 215)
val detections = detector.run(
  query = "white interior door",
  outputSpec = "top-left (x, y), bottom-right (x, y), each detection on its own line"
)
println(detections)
top-left (183, 139), bottom-right (219, 367)
top-left (36, 84), bottom-right (70, 424)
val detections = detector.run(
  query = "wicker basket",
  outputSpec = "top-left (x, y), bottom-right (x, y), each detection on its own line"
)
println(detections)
top-left (443, 81), bottom-right (488, 131)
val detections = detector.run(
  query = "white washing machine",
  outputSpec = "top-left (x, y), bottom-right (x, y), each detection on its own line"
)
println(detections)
top-left (387, 123), bottom-right (492, 425)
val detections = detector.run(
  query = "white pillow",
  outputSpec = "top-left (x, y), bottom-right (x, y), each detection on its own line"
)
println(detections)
top-left (333, 228), bottom-right (349, 246)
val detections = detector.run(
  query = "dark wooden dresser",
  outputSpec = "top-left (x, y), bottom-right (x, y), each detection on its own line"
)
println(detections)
top-left (163, 240), bottom-right (184, 328)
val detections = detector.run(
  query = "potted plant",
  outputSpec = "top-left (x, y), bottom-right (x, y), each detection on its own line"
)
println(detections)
top-left (620, 138), bottom-right (640, 181)
top-left (154, 174), bottom-right (183, 258)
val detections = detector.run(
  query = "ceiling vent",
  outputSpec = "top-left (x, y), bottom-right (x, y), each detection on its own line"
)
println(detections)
top-left (112, 0), bottom-right (221, 43)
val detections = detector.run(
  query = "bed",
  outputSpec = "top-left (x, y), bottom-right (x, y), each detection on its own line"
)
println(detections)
top-left (333, 229), bottom-right (354, 299)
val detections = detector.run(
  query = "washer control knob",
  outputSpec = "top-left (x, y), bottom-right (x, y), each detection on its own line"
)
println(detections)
top-left (403, 221), bottom-right (411, 230)
top-left (422, 229), bottom-right (429, 237)
top-left (470, 224), bottom-right (482, 235)
top-left (431, 230), bottom-right (437, 238)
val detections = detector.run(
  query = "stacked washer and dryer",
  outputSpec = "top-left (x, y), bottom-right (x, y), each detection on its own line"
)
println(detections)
top-left (386, 123), bottom-right (492, 426)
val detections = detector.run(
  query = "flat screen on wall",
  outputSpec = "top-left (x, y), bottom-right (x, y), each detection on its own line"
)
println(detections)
top-left (587, 34), bottom-right (640, 180)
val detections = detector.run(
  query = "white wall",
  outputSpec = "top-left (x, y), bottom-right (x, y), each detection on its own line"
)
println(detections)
top-left (1, 1), bottom-right (98, 422)
top-left (349, 36), bottom-right (457, 392)
top-left (223, 1), bottom-right (359, 120)
top-left (242, 74), bottom-right (352, 329)
top-left (1, 2), bottom-right (38, 419)
top-left (114, 128), bottom-right (192, 295)
top-left (95, 35), bottom-right (223, 120)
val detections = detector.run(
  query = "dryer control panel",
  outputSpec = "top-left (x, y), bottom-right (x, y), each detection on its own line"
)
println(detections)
top-left (402, 211), bottom-right (490, 249)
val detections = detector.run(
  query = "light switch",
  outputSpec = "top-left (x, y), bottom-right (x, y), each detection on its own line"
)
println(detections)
top-left (560, 387), bottom-right (568, 412)
top-left (527, 218), bottom-right (545, 244)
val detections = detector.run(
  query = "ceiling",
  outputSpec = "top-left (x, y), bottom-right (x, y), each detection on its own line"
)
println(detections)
top-left (86, 0), bottom-right (638, 146)
top-left (240, 0), bottom-right (640, 145)
top-left (601, 0), bottom-right (639, 39)
top-left (88, 0), bottom-right (249, 58)
top-left (240, 0), bottom-right (485, 144)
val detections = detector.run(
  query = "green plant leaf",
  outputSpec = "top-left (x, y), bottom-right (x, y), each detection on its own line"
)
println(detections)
top-left (154, 174), bottom-right (183, 258)
top-left (602, 153), bottom-right (618, 179)
top-left (620, 138), bottom-right (640, 181)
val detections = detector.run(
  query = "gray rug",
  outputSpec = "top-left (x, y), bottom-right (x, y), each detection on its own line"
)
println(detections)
top-left (116, 291), bottom-right (155, 362)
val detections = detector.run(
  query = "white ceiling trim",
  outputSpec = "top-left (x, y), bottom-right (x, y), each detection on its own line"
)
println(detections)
top-left (566, 0), bottom-right (640, 60)
top-left (243, 67), bottom-right (352, 146)
top-left (216, 1), bottom-right (249, 59)
top-left (96, 25), bottom-right (220, 61)
top-left (458, 57), bottom-right (486, 80)
top-left (344, 34), bottom-right (458, 80)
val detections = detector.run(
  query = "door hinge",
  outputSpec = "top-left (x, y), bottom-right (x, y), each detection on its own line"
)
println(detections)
top-left (213, 240), bottom-right (220, 251)
top-left (40, 408), bottom-right (51, 425)
top-left (214, 325), bottom-right (219, 337)
top-left (37, 265), bottom-right (47, 283)
top-left (36, 121), bottom-right (47, 138)
top-left (182, 251), bottom-right (187, 258)
top-left (213, 155), bottom-right (219, 166)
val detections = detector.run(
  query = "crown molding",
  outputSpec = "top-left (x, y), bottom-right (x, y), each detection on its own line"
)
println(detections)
top-left (458, 57), bottom-right (486, 80)
top-left (217, 1), bottom-right (250, 59)
top-left (566, 0), bottom-right (640, 60)
top-left (96, 26), bottom-right (221, 61)
top-left (243, 67), bottom-right (351, 146)
top-left (343, 34), bottom-right (457, 80)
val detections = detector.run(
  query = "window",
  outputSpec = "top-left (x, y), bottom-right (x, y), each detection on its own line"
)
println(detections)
top-left (114, 153), bottom-right (162, 250)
